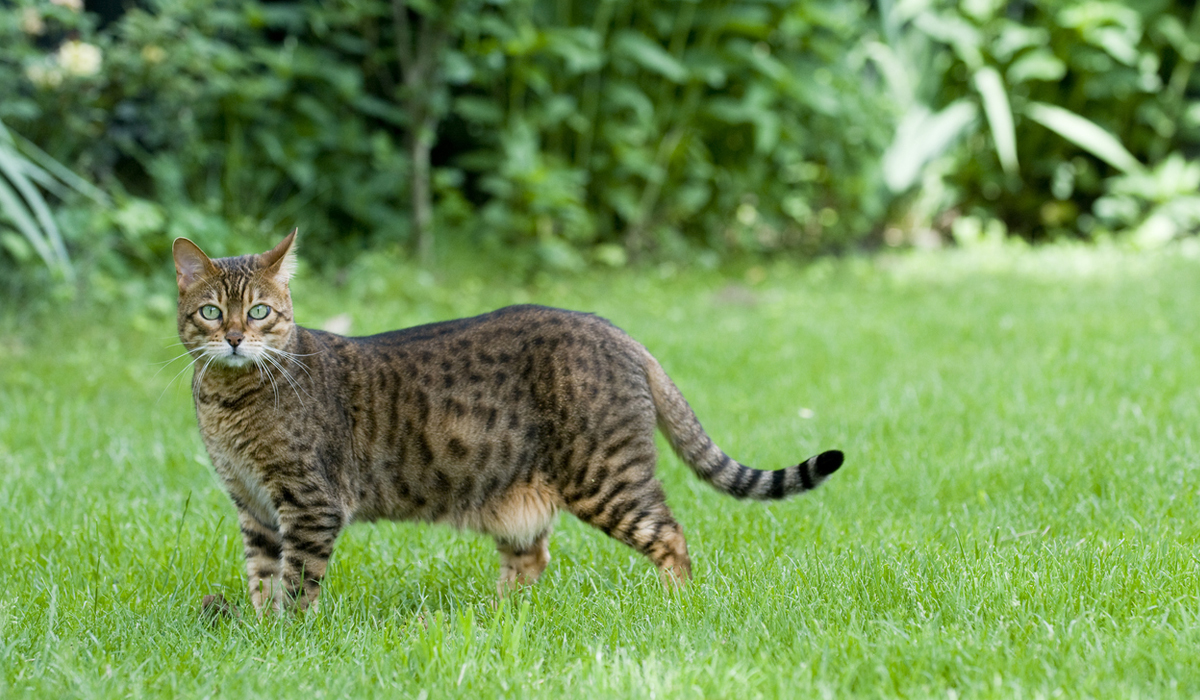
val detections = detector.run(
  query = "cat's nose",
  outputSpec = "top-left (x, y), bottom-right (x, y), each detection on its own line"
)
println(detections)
top-left (226, 330), bottom-right (244, 347)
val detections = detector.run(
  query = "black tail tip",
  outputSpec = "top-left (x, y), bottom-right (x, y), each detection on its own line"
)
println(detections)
top-left (814, 450), bottom-right (844, 477)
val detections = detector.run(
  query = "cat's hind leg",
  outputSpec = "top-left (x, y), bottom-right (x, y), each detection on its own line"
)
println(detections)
top-left (495, 530), bottom-right (551, 594)
top-left (564, 445), bottom-right (693, 587)
top-left (478, 479), bottom-right (560, 594)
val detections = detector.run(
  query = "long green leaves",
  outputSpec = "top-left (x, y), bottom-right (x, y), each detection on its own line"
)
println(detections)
top-left (972, 67), bottom-right (1018, 176)
top-left (0, 121), bottom-right (107, 280)
top-left (883, 100), bottom-right (978, 193)
top-left (0, 129), bottom-right (70, 279)
top-left (1024, 102), bottom-right (1145, 174)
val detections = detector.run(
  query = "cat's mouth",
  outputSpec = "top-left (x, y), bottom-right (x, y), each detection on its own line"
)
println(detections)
top-left (206, 345), bottom-right (255, 368)
top-left (221, 351), bottom-right (254, 367)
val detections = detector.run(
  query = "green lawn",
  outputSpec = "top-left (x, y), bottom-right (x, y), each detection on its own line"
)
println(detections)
top-left (3, 244), bottom-right (1200, 698)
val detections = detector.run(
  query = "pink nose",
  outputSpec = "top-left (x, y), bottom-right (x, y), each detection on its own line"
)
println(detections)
top-left (226, 330), bottom-right (244, 347)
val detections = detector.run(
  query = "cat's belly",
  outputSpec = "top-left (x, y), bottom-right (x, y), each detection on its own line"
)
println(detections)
top-left (356, 471), bottom-right (562, 549)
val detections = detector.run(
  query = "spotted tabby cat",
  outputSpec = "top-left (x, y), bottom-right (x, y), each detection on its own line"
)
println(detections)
top-left (174, 231), bottom-right (844, 614)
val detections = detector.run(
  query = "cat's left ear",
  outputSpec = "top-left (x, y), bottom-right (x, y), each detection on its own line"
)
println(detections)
top-left (261, 228), bottom-right (299, 285)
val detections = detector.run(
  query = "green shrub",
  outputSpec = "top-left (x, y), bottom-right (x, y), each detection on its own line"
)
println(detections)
top-left (876, 0), bottom-right (1200, 242)
top-left (0, 0), bottom-right (1197, 291)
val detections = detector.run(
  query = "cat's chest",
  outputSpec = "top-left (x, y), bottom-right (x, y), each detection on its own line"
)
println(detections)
top-left (196, 404), bottom-right (280, 524)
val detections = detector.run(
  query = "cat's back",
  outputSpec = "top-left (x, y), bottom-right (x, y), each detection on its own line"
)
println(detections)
top-left (350, 304), bottom-right (624, 353)
top-left (307, 303), bottom-right (647, 425)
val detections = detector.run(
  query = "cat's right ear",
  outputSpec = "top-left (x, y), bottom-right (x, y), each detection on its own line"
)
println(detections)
top-left (261, 228), bottom-right (298, 286)
top-left (173, 238), bottom-right (216, 294)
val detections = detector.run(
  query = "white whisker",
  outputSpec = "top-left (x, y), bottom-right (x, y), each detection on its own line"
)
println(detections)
top-left (261, 345), bottom-right (315, 381)
top-left (195, 354), bottom-right (218, 388)
top-left (157, 350), bottom-right (204, 405)
top-left (151, 348), bottom-right (198, 375)
top-left (254, 355), bottom-right (281, 409)
top-left (260, 351), bottom-right (311, 405)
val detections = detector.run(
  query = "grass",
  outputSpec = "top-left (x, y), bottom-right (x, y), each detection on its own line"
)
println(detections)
top-left (2, 243), bottom-right (1200, 698)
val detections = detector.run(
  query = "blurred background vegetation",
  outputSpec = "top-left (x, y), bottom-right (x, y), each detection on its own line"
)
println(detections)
top-left (0, 0), bottom-right (1198, 303)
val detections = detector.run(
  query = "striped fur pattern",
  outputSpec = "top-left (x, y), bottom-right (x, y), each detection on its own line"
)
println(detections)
top-left (173, 231), bottom-right (844, 614)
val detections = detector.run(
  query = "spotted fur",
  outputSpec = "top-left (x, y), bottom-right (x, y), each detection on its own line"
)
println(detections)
top-left (173, 231), bottom-right (844, 613)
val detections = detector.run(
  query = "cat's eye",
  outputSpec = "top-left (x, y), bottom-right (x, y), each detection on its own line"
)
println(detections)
top-left (248, 304), bottom-right (271, 320)
top-left (199, 305), bottom-right (221, 321)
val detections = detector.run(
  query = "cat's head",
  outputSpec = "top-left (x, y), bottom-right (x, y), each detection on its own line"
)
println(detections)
top-left (173, 230), bottom-right (299, 370)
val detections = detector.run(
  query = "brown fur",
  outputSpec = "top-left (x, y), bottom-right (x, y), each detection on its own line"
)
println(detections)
top-left (173, 231), bottom-right (844, 614)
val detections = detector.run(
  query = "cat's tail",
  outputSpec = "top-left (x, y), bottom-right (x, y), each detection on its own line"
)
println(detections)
top-left (640, 348), bottom-right (843, 500)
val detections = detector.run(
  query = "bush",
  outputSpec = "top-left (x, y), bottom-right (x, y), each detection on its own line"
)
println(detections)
top-left (875, 0), bottom-right (1200, 243)
top-left (0, 0), bottom-right (1197, 292)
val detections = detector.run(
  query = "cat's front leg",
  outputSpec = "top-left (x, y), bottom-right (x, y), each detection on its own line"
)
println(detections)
top-left (237, 509), bottom-right (284, 615)
top-left (276, 495), bottom-right (346, 612)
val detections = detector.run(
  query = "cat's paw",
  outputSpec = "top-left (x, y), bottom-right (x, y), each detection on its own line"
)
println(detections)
top-left (200, 593), bottom-right (241, 624)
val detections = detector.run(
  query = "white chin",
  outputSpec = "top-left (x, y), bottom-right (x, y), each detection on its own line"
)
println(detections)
top-left (218, 354), bottom-right (254, 368)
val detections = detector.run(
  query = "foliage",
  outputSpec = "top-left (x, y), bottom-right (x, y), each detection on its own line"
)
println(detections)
top-left (876, 0), bottom-right (1200, 242)
top-left (0, 0), bottom-right (1198, 289)
top-left (0, 0), bottom-right (894, 280)
top-left (0, 119), bottom-right (101, 281)
top-left (447, 0), bottom-right (892, 266)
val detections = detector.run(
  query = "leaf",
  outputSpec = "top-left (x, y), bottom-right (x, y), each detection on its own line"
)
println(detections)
top-left (0, 146), bottom-right (69, 273)
top-left (612, 31), bottom-right (688, 83)
top-left (441, 49), bottom-right (475, 85)
top-left (1090, 26), bottom-right (1139, 66)
top-left (454, 96), bottom-right (504, 126)
top-left (0, 230), bottom-right (34, 263)
top-left (354, 95), bottom-right (408, 127)
top-left (8, 129), bottom-right (109, 206)
top-left (992, 22), bottom-right (1050, 62)
top-left (544, 27), bottom-right (604, 75)
top-left (864, 41), bottom-right (914, 107)
top-left (972, 67), bottom-right (1018, 176)
top-left (1024, 102), bottom-right (1143, 174)
top-left (1006, 50), bottom-right (1067, 84)
top-left (0, 175), bottom-right (56, 270)
top-left (883, 100), bottom-right (979, 193)
top-left (913, 11), bottom-right (984, 69)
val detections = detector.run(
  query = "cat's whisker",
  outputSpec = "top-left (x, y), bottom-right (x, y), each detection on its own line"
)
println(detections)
top-left (266, 347), bottom-right (324, 357)
top-left (260, 351), bottom-right (310, 405)
top-left (260, 348), bottom-right (316, 398)
top-left (253, 355), bottom-right (282, 409)
top-left (150, 348), bottom-right (198, 374)
top-left (195, 353), bottom-right (218, 388)
top-left (261, 355), bottom-right (289, 409)
top-left (261, 345), bottom-right (315, 380)
top-left (156, 350), bottom-right (205, 404)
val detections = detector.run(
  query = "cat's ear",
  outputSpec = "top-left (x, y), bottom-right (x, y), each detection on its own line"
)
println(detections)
top-left (261, 228), bottom-right (298, 285)
top-left (173, 238), bottom-right (216, 293)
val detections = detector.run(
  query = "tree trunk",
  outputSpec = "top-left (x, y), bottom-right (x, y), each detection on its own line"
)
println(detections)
top-left (392, 0), bottom-right (456, 266)
top-left (408, 115), bottom-right (435, 265)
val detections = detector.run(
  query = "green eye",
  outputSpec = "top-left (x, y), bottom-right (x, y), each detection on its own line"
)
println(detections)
top-left (248, 304), bottom-right (270, 320)
top-left (199, 305), bottom-right (221, 321)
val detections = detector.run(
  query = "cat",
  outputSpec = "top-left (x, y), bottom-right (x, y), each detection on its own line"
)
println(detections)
top-left (174, 230), bottom-right (844, 614)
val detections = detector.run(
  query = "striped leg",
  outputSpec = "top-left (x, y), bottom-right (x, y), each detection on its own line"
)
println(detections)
top-left (277, 498), bottom-right (345, 612)
top-left (565, 440), bottom-right (693, 587)
top-left (238, 509), bottom-right (284, 615)
top-left (572, 484), bottom-right (692, 587)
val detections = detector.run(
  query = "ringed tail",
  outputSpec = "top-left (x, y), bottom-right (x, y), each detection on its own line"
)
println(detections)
top-left (641, 348), bottom-right (844, 500)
